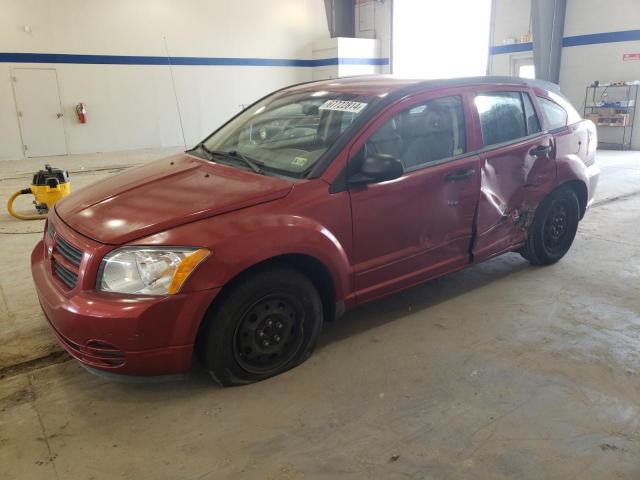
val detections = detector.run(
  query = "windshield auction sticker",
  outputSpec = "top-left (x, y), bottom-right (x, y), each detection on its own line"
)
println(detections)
top-left (291, 156), bottom-right (308, 167)
top-left (318, 100), bottom-right (368, 114)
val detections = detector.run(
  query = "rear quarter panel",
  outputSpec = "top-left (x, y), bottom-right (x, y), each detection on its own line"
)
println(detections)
top-left (553, 120), bottom-right (599, 207)
top-left (532, 87), bottom-right (599, 206)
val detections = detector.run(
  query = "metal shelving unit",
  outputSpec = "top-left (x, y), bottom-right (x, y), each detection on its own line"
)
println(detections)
top-left (583, 83), bottom-right (638, 150)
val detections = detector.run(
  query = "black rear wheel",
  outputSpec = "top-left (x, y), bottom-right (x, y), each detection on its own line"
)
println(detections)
top-left (520, 186), bottom-right (580, 265)
top-left (197, 267), bottom-right (323, 386)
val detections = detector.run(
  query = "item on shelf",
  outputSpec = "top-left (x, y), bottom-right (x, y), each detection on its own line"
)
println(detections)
top-left (588, 113), bottom-right (628, 127)
top-left (583, 81), bottom-right (637, 150)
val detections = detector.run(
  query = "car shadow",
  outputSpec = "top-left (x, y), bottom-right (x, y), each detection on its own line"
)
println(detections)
top-left (317, 252), bottom-right (531, 349)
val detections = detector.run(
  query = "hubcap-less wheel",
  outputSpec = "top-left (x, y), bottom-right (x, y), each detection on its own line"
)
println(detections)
top-left (233, 294), bottom-right (304, 374)
top-left (543, 200), bottom-right (570, 253)
top-left (519, 186), bottom-right (580, 266)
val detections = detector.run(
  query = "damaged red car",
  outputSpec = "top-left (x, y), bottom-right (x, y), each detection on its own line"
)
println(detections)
top-left (32, 76), bottom-right (599, 386)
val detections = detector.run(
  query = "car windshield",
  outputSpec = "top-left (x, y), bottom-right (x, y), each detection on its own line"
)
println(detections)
top-left (200, 90), bottom-right (375, 176)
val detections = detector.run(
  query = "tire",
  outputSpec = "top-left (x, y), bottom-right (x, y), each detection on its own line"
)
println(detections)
top-left (520, 186), bottom-right (580, 265)
top-left (197, 267), bottom-right (323, 386)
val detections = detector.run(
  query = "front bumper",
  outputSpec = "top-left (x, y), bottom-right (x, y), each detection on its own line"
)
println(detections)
top-left (31, 237), bottom-right (220, 376)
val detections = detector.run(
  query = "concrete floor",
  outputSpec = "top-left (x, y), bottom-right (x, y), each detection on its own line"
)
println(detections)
top-left (1, 149), bottom-right (639, 479)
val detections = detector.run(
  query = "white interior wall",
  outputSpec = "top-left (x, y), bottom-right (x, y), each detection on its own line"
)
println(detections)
top-left (0, 0), bottom-right (329, 160)
top-left (490, 0), bottom-right (532, 44)
top-left (311, 37), bottom-right (383, 80)
top-left (487, 0), bottom-right (532, 77)
top-left (560, 0), bottom-right (640, 149)
top-left (355, 0), bottom-right (391, 74)
top-left (489, 0), bottom-right (640, 149)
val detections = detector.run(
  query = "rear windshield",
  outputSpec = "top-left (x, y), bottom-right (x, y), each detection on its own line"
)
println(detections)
top-left (201, 91), bottom-right (375, 176)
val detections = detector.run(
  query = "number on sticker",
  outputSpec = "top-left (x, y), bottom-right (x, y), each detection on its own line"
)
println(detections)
top-left (318, 100), bottom-right (368, 114)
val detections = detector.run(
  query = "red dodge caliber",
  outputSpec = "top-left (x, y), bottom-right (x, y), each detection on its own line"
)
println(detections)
top-left (32, 76), bottom-right (599, 386)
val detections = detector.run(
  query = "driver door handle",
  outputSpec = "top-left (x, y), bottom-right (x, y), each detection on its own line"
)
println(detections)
top-left (445, 168), bottom-right (476, 182)
top-left (530, 144), bottom-right (552, 157)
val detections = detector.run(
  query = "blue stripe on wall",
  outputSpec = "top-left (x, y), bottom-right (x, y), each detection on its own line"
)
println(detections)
top-left (562, 29), bottom-right (640, 47)
top-left (0, 52), bottom-right (389, 67)
top-left (490, 28), bottom-right (640, 55)
top-left (490, 42), bottom-right (533, 55)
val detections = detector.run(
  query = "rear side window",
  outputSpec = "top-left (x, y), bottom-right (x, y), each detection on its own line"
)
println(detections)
top-left (475, 92), bottom-right (527, 146)
top-left (537, 97), bottom-right (568, 130)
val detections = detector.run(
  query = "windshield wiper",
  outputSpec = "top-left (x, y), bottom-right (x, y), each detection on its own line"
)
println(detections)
top-left (197, 142), bottom-right (214, 157)
top-left (206, 149), bottom-right (264, 174)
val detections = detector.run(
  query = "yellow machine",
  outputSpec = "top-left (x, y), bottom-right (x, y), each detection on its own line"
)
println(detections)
top-left (7, 165), bottom-right (71, 220)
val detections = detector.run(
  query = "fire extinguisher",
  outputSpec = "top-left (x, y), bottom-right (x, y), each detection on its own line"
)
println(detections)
top-left (75, 102), bottom-right (87, 124)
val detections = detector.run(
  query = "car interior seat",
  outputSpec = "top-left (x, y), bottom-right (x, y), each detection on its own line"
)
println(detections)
top-left (366, 118), bottom-right (403, 159)
top-left (401, 108), bottom-right (454, 168)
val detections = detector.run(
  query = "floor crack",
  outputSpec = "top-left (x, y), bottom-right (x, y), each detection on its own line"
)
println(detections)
top-left (27, 375), bottom-right (61, 480)
top-left (592, 189), bottom-right (640, 208)
top-left (0, 280), bottom-right (14, 327)
top-left (0, 351), bottom-right (69, 381)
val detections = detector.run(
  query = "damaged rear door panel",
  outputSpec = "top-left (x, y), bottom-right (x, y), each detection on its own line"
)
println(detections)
top-left (469, 88), bottom-right (557, 262)
top-left (473, 134), bottom-right (557, 261)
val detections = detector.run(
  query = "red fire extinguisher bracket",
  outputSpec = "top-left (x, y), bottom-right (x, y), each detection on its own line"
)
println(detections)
top-left (75, 103), bottom-right (87, 124)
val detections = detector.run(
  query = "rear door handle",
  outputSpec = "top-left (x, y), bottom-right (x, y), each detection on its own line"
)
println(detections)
top-left (530, 144), bottom-right (552, 157)
top-left (445, 168), bottom-right (476, 182)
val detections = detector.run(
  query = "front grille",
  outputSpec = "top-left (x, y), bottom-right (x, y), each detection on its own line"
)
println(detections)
top-left (48, 226), bottom-right (84, 290)
top-left (53, 260), bottom-right (78, 289)
top-left (56, 235), bottom-right (83, 267)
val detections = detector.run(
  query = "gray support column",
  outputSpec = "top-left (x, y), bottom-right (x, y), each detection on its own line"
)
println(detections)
top-left (324, 0), bottom-right (355, 38)
top-left (531, 0), bottom-right (566, 83)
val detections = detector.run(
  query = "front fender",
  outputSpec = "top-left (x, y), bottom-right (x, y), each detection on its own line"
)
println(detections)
top-left (134, 212), bottom-right (353, 301)
top-left (209, 214), bottom-right (352, 299)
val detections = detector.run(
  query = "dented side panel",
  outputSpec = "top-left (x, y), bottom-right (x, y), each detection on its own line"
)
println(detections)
top-left (554, 121), bottom-right (600, 211)
top-left (473, 133), bottom-right (557, 262)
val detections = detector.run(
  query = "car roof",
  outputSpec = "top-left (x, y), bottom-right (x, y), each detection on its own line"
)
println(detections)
top-left (286, 75), bottom-right (562, 98)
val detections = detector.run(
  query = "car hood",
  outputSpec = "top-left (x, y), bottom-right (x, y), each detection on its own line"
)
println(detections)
top-left (55, 153), bottom-right (293, 244)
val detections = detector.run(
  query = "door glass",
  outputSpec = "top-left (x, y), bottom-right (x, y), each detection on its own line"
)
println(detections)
top-left (537, 97), bottom-right (568, 130)
top-left (365, 95), bottom-right (466, 169)
top-left (522, 92), bottom-right (541, 134)
top-left (475, 92), bottom-right (527, 146)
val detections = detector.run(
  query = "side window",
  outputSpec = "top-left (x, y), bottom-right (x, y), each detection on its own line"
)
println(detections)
top-left (475, 91), bottom-right (527, 146)
top-left (365, 95), bottom-right (466, 169)
top-left (537, 96), bottom-right (568, 130)
top-left (522, 92), bottom-right (541, 135)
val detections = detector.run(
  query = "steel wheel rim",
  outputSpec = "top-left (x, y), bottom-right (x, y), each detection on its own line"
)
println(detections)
top-left (232, 294), bottom-right (305, 374)
top-left (543, 199), bottom-right (571, 252)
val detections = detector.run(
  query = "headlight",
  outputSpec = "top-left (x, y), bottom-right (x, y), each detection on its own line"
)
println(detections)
top-left (97, 247), bottom-right (209, 295)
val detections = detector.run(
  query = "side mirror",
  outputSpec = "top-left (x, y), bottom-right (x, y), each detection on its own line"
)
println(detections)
top-left (349, 153), bottom-right (404, 185)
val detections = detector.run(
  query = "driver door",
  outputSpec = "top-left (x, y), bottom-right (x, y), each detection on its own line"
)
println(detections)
top-left (348, 91), bottom-right (480, 304)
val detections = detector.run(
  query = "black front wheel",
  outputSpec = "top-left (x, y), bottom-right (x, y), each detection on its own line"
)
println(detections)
top-left (520, 186), bottom-right (580, 265)
top-left (197, 267), bottom-right (323, 386)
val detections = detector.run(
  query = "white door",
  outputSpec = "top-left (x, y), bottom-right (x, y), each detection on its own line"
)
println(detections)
top-left (12, 68), bottom-right (67, 157)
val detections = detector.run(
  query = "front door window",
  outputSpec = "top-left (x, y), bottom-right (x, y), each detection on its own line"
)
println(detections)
top-left (365, 95), bottom-right (467, 169)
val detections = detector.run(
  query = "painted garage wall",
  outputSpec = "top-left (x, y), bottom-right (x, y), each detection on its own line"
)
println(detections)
top-left (355, 0), bottom-right (392, 74)
top-left (560, 0), bottom-right (640, 149)
top-left (488, 0), bottom-right (640, 149)
top-left (0, 0), bottom-right (330, 160)
top-left (487, 0), bottom-right (532, 78)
